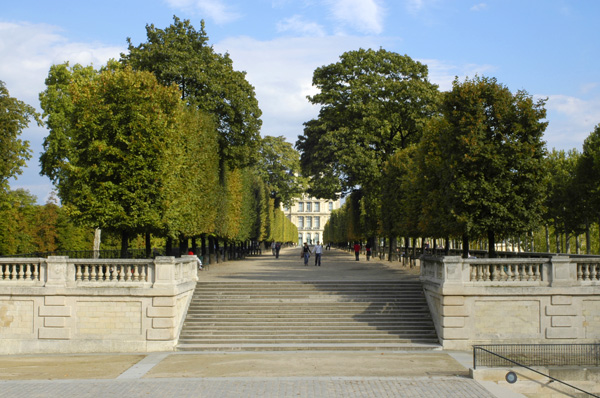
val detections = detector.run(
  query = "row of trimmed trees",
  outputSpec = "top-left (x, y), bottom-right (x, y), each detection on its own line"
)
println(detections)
top-left (0, 16), bottom-right (300, 257)
top-left (307, 48), bottom-right (600, 258)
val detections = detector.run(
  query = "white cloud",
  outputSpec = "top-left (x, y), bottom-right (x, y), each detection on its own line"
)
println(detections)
top-left (0, 22), bottom-right (122, 108)
top-left (542, 94), bottom-right (600, 150)
top-left (276, 15), bottom-right (326, 37)
top-left (214, 35), bottom-right (383, 142)
top-left (326, 0), bottom-right (385, 35)
top-left (164, 0), bottom-right (241, 24)
top-left (470, 3), bottom-right (488, 12)
top-left (0, 22), bottom-right (123, 202)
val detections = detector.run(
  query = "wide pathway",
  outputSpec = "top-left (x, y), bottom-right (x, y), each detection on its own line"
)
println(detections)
top-left (0, 247), bottom-right (523, 398)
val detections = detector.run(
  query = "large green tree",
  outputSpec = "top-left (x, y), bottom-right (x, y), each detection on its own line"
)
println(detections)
top-left (256, 135), bottom-right (303, 208)
top-left (122, 16), bottom-right (262, 170)
top-left (438, 76), bottom-right (548, 257)
top-left (0, 81), bottom-right (40, 194)
top-left (39, 62), bottom-right (184, 255)
top-left (297, 48), bottom-right (439, 199)
top-left (576, 124), bottom-right (600, 250)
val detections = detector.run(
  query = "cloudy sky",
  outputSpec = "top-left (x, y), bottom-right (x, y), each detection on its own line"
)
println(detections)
top-left (2, 0), bottom-right (599, 203)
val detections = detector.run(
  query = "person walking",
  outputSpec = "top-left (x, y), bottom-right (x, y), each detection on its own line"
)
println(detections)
top-left (302, 242), bottom-right (312, 266)
top-left (314, 241), bottom-right (323, 266)
top-left (275, 242), bottom-right (281, 258)
top-left (365, 242), bottom-right (372, 261)
top-left (354, 242), bottom-right (361, 261)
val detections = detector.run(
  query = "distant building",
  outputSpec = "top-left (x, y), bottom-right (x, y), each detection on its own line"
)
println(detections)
top-left (283, 195), bottom-right (341, 245)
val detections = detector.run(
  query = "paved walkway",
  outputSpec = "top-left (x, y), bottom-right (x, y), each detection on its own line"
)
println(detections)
top-left (0, 248), bottom-right (522, 398)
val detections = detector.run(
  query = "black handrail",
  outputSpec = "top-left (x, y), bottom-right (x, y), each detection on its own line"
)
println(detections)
top-left (473, 345), bottom-right (600, 398)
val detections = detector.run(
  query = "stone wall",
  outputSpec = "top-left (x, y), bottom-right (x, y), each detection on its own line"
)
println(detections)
top-left (0, 256), bottom-right (198, 354)
top-left (420, 255), bottom-right (600, 350)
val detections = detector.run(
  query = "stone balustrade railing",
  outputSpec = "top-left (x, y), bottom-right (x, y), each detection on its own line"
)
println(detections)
top-left (0, 256), bottom-right (199, 355)
top-left (420, 255), bottom-right (600, 350)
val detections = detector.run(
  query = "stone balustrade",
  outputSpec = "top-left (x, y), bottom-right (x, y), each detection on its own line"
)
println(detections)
top-left (0, 256), bottom-right (198, 355)
top-left (420, 255), bottom-right (600, 350)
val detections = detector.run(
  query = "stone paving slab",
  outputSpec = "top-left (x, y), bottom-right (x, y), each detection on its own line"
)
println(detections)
top-left (0, 376), bottom-right (496, 398)
top-left (144, 352), bottom-right (468, 378)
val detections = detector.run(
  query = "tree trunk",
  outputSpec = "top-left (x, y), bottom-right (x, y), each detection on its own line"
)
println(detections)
top-left (387, 236), bottom-right (395, 262)
top-left (120, 231), bottom-right (129, 259)
top-left (166, 237), bottom-right (173, 257)
top-left (576, 234), bottom-right (581, 254)
top-left (462, 234), bottom-right (469, 259)
top-left (208, 236), bottom-right (215, 265)
top-left (545, 225), bottom-right (550, 253)
top-left (586, 220), bottom-right (591, 254)
top-left (487, 230), bottom-right (497, 258)
top-left (555, 223), bottom-right (560, 253)
top-left (444, 237), bottom-right (450, 256)
top-left (201, 234), bottom-right (207, 258)
top-left (565, 233), bottom-right (571, 254)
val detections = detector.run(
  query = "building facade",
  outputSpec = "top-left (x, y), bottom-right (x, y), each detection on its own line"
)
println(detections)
top-left (283, 195), bottom-right (341, 245)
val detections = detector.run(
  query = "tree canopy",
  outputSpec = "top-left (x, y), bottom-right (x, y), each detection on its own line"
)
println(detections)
top-left (122, 16), bottom-right (262, 170)
top-left (297, 48), bottom-right (439, 198)
top-left (0, 81), bottom-right (40, 194)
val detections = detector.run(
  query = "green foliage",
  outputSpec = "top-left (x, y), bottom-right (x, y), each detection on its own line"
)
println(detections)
top-left (297, 48), bottom-right (439, 198)
top-left (161, 107), bottom-right (220, 238)
top-left (437, 76), bottom-right (548, 241)
top-left (40, 62), bottom-right (183, 239)
top-left (123, 16), bottom-right (262, 169)
top-left (0, 81), bottom-right (40, 194)
top-left (545, 149), bottom-right (586, 236)
top-left (0, 189), bottom-right (93, 255)
top-left (256, 135), bottom-right (303, 207)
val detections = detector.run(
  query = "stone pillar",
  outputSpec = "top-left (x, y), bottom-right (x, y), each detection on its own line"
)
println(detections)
top-left (549, 256), bottom-right (576, 286)
top-left (45, 256), bottom-right (69, 287)
top-left (153, 256), bottom-right (175, 288)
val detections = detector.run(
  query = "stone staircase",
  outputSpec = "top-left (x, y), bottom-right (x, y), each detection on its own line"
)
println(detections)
top-left (177, 281), bottom-right (440, 351)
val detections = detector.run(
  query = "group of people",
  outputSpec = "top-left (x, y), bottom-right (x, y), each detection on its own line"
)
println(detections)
top-left (353, 242), bottom-right (372, 261)
top-left (301, 241), bottom-right (323, 266)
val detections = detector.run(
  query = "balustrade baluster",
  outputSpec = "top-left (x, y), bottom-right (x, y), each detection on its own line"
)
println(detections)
top-left (25, 264), bottom-right (32, 280)
top-left (470, 265), bottom-right (477, 281)
top-left (483, 265), bottom-right (490, 281)
top-left (527, 264), bottom-right (534, 281)
top-left (83, 265), bottom-right (89, 281)
top-left (139, 266), bottom-right (146, 282)
top-left (518, 265), bottom-right (525, 281)
top-left (506, 265), bottom-right (514, 281)
top-left (500, 265), bottom-right (508, 281)
top-left (491, 265), bottom-right (498, 281)
top-left (534, 264), bottom-right (541, 281)
top-left (590, 264), bottom-right (597, 281)
top-left (90, 265), bottom-right (97, 281)
top-left (577, 265), bottom-right (584, 281)
top-left (584, 265), bottom-right (591, 281)
top-left (11, 264), bottom-right (16, 280)
top-left (32, 264), bottom-right (38, 281)
top-left (76, 265), bottom-right (82, 281)
top-left (133, 265), bottom-right (140, 282)
top-left (18, 264), bottom-right (24, 279)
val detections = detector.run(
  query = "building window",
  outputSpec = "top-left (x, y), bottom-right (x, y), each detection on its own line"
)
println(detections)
top-left (314, 217), bottom-right (320, 229)
top-left (329, 202), bottom-right (333, 212)
top-left (306, 217), bottom-right (312, 229)
top-left (298, 216), bottom-right (304, 229)
top-left (298, 234), bottom-right (303, 246)
top-left (298, 202), bottom-right (304, 212)
top-left (314, 202), bottom-right (320, 212)
top-left (306, 202), bottom-right (312, 212)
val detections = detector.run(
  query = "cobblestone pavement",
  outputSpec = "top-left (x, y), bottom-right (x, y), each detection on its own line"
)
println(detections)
top-left (0, 376), bottom-right (496, 398)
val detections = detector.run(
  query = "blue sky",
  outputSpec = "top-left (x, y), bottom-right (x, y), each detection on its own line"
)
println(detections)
top-left (2, 0), bottom-right (599, 203)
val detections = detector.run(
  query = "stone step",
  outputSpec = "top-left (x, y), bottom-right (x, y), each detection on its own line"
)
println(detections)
top-left (180, 330), bottom-right (438, 337)
top-left (176, 342), bottom-right (441, 352)
top-left (178, 280), bottom-right (439, 352)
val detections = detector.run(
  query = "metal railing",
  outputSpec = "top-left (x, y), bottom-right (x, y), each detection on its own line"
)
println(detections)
top-left (473, 344), bottom-right (600, 398)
